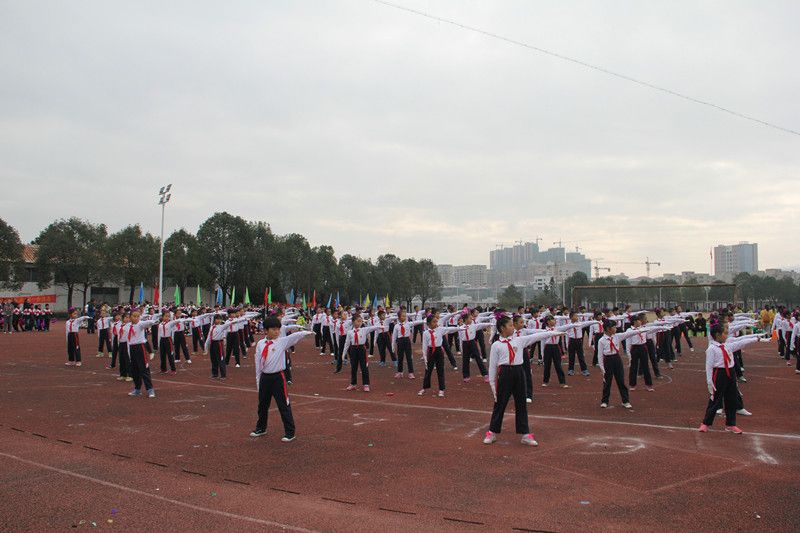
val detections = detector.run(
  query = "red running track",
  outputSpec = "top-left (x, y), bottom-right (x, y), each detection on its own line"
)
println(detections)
top-left (0, 330), bottom-right (798, 531)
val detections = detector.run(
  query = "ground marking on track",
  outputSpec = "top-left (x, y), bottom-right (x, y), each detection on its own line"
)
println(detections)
top-left (0, 451), bottom-right (322, 533)
top-left (575, 436), bottom-right (646, 455)
top-left (647, 464), bottom-right (750, 494)
top-left (150, 378), bottom-right (800, 441)
top-left (750, 435), bottom-right (779, 465)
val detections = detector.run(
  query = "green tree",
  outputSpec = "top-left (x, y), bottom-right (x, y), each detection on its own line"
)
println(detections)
top-left (106, 225), bottom-right (160, 303)
top-left (0, 218), bottom-right (24, 290)
top-left (33, 218), bottom-right (108, 308)
top-left (197, 212), bottom-right (253, 304)
top-left (414, 259), bottom-right (442, 307)
top-left (499, 284), bottom-right (523, 309)
top-left (164, 229), bottom-right (211, 303)
top-left (564, 271), bottom-right (589, 307)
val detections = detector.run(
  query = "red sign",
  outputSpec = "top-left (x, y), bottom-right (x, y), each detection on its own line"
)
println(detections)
top-left (0, 294), bottom-right (57, 304)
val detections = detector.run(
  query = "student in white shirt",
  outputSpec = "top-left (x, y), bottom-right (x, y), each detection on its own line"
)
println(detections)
top-left (699, 323), bottom-right (770, 434)
top-left (342, 315), bottom-right (383, 392)
top-left (95, 308), bottom-right (113, 358)
top-left (391, 308), bottom-right (426, 379)
top-left (64, 308), bottom-right (90, 367)
top-left (597, 320), bottom-right (644, 409)
top-left (250, 316), bottom-right (315, 441)
top-left (126, 310), bottom-right (161, 398)
top-left (483, 316), bottom-right (563, 446)
top-left (417, 315), bottom-right (462, 397)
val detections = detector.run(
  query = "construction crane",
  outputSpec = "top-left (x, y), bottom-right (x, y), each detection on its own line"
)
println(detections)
top-left (592, 259), bottom-right (611, 279)
top-left (604, 258), bottom-right (662, 277)
top-left (534, 236), bottom-right (543, 247)
top-left (553, 239), bottom-right (579, 249)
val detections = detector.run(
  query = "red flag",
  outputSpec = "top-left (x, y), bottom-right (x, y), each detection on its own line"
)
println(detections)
top-left (264, 289), bottom-right (269, 306)
top-left (311, 290), bottom-right (317, 309)
top-left (153, 286), bottom-right (160, 306)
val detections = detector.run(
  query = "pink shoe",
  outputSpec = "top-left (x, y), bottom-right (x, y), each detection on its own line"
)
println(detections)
top-left (363, 385), bottom-right (370, 392)
top-left (417, 389), bottom-right (426, 396)
top-left (698, 423), bottom-right (709, 433)
top-left (483, 375), bottom-right (490, 383)
top-left (408, 373), bottom-right (415, 379)
top-left (393, 372), bottom-right (402, 379)
top-left (65, 361), bottom-right (74, 366)
top-left (725, 425), bottom-right (743, 434)
top-left (345, 385), bottom-right (357, 391)
top-left (463, 377), bottom-right (471, 383)
top-left (75, 362), bottom-right (82, 367)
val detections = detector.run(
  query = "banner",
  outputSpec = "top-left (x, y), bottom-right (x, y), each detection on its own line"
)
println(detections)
top-left (0, 294), bottom-right (57, 304)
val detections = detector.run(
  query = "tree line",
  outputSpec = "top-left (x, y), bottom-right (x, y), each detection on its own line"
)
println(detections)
top-left (0, 214), bottom-right (443, 309)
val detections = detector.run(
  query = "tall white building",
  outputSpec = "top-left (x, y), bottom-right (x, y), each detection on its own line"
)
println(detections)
top-left (714, 242), bottom-right (758, 275)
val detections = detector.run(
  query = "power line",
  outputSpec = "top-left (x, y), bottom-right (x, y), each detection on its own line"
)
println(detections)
top-left (370, 0), bottom-right (800, 138)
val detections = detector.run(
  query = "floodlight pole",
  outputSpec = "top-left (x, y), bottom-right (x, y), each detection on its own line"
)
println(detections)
top-left (158, 184), bottom-right (172, 308)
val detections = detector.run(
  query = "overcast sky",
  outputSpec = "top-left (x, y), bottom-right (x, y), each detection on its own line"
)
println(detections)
top-left (2, 0), bottom-right (798, 277)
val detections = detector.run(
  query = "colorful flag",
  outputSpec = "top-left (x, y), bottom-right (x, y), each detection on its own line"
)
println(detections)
top-left (196, 285), bottom-right (201, 305)
top-left (289, 288), bottom-right (295, 305)
top-left (138, 282), bottom-right (144, 303)
top-left (373, 294), bottom-right (378, 309)
top-left (364, 293), bottom-right (371, 307)
top-left (153, 286), bottom-right (160, 306)
top-left (385, 294), bottom-right (389, 308)
top-left (244, 287), bottom-right (250, 305)
top-left (302, 294), bottom-right (307, 311)
top-left (326, 294), bottom-right (332, 308)
top-left (264, 288), bottom-right (269, 305)
top-left (216, 286), bottom-right (222, 305)
top-left (174, 285), bottom-right (181, 306)
top-left (231, 286), bottom-right (236, 305)
top-left (336, 292), bottom-right (340, 308)
top-left (268, 287), bottom-right (272, 305)
top-left (311, 290), bottom-right (317, 309)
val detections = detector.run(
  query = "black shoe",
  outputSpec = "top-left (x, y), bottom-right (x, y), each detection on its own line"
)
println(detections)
top-left (249, 428), bottom-right (266, 437)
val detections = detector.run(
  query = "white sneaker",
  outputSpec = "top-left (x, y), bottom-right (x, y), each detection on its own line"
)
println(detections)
top-left (438, 390), bottom-right (445, 397)
top-left (526, 398), bottom-right (532, 403)
top-left (623, 403), bottom-right (632, 409)
top-left (736, 409), bottom-right (752, 416)
top-left (483, 431), bottom-right (496, 444)
top-left (600, 403), bottom-right (608, 408)
top-left (716, 409), bottom-right (723, 415)
top-left (187, 359), bottom-right (192, 364)
top-left (235, 364), bottom-right (240, 368)
top-left (417, 389), bottom-right (426, 396)
top-left (521, 433), bottom-right (538, 446)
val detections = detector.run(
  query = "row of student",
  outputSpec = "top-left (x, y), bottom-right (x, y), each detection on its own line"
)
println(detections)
top-left (1, 302), bottom-right (53, 333)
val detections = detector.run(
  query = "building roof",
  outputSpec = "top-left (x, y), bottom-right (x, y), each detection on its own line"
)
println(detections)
top-left (22, 244), bottom-right (38, 263)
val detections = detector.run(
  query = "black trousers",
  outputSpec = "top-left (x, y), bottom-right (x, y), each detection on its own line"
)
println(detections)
top-left (129, 343), bottom-right (153, 391)
top-left (313, 323), bottom-right (322, 348)
top-left (349, 346), bottom-right (370, 385)
top-left (67, 332), bottom-right (81, 362)
top-left (592, 333), bottom-right (603, 365)
top-left (256, 371), bottom-right (294, 436)
top-left (284, 350), bottom-right (293, 382)
top-left (629, 345), bottom-right (652, 387)
top-left (225, 332), bottom-right (241, 365)
top-left (679, 325), bottom-right (693, 348)
top-left (703, 368), bottom-right (737, 426)
top-left (733, 350), bottom-right (744, 378)
top-left (673, 327), bottom-right (683, 354)
top-left (173, 331), bottom-right (190, 361)
top-left (192, 327), bottom-right (204, 352)
top-left (447, 332), bottom-right (461, 353)
top-left (413, 324), bottom-right (423, 343)
top-left (238, 330), bottom-right (247, 355)
top-left (320, 326), bottom-right (334, 355)
top-left (396, 337), bottom-right (414, 373)
top-left (159, 338), bottom-right (175, 372)
top-left (784, 332), bottom-right (792, 360)
top-left (441, 336), bottom-right (458, 367)
top-left (543, 344), bottom-right (565, 384)
top-left (657, 331), bottom-right (675, 362)
top-left (489, 365), bottom-right (529, 435)
top-left (601, 354), bottom-right (629, 404)
top-left (118, 342), bottom-right (130, 378)
top-left (531, 339), bottom-right (542, 360)
top-left (110, 337), bottom-right (119, 368)
top-left (462, 339), bottom-right (487, 378)
top-left (522, 348), bottom-right (533, 399)
top-left (202, 323), bottom-right (210, 341)
top-left (567, 338), bottom-right (587, 372)
top-left (422, 348), bottom-right (445, 390)
top-left (98, 329), bottom-right (111, 353)
top-left (87, 318), bottom-right (96, 334)
top-left (368, 331), bottom-right (375, 355)
top-left (476, 329), bottom-right (487, 359)
top-left (335, 335), bottom-right (347, 372)
top-left (210, 340), bottom-right (226, 378)
top-left (377, 332), bottom-right (395, 363)
top-left (646, 339), bottom-right (661, 377)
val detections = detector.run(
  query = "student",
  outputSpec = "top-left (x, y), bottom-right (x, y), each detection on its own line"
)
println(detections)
top-left (391, 308), bottom-right (425, 379)
top-left (94, 309), bottom-right (112, 358)
top-left (510, 315), bottom-right (544, 403)
top-left (156, 313), bottom-right (193, 374)
top-left (204, 314), bottom-right (232, 379)
top-left (417, 315), bottom-right (462, 397)
top-left (115, 313), bottom-right (133, 382)
top-left (483, 316), bottom-right (563, 446)
top-left (541, 315), bottom-right (595, 388)
top-left (459, 312), bottom-right (493, 382)
top-left (311, 307), bottom-right (324, 350)
top-left (126, 310), bottom-right (161, 398)
top-left (171, 308), bottom-right (192, 364)
top-left (65, 308), bottom-right (90, 366)
top-left (590, 311), bottom-right (604, 367)
top-left (626, 316), bottom-right (670, 391)
top-left (334, 310), bottom-right (351, 372)
top-left (597, 320), bottom-right (645, 409)
top-left (249, 317), bottom-right (315, 441)
top-left (699, 324), bottom-right (770, 434)
top-left (106, 312), bottom-right (121, 372)
top-left (565, 312), bottom-right (592, 377)
top-left (342, 315), bottom-right (383, 391)
top-left (320, 308), bottom-right (335, 357)
top-left (375, 310), bottom-right (397, 367)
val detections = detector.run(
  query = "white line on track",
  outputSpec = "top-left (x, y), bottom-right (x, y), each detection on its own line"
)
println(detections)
top-left (151, 378), bottom-right (800, 441)
top-left (750, 435), bottom-right (779, 464)
top-left (0, 452), bottom-right (322, 533)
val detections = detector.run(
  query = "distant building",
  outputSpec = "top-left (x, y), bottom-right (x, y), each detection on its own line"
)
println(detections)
top-left (714, 242), bottom-right (758, 275)
top-left (452, 265), bottom-right (488, 287)
top-left (436, 264), bottom-right (454, 286)
top-left (488, 242), bottom-right (591, 287)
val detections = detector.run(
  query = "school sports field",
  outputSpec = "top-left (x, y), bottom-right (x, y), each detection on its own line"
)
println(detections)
top-left (1, 331), bottom-right (798, 532)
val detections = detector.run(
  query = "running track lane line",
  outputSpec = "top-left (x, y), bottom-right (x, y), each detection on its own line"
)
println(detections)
top-left (0, 452), bottom-right (322, 533)
top-left (151, 377), bottom-right (800, 441)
